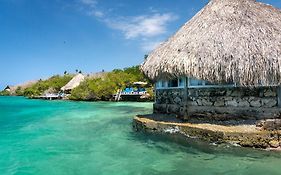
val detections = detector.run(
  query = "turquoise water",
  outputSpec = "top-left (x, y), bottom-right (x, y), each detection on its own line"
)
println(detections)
top-left (1, 97), bottom-right (281, 175)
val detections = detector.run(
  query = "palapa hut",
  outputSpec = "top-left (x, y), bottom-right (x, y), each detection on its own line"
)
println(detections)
top-left (141, 0), bottom-right (281, 120)
top-left (61, 73), bottom-right (85, 94)
top-left (4, 86), bottom-right (11, 92)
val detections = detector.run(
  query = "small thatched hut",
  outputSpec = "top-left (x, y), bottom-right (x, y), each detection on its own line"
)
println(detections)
top-left (61, 74), bottom-right (85, 94)
top-left (4, 86), bottom-right (11, 92)
top-left (141, 0), bottom-right (281, 120)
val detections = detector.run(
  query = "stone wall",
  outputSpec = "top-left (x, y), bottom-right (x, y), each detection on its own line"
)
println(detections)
top-left (188, 87), bottom-right (277, 108)
top-left (154, 87), bottom-right (281, 120)
top-left (154, 88), bottom-right (185, 116)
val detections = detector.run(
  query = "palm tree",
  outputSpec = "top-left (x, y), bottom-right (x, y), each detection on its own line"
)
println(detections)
top-left (144, 55), bottom-right (148, 60)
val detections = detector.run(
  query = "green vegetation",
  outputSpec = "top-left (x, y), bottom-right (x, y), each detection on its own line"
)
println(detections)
top-left (0, 90), bottom-right (10, 96)
top-left (1, 66), bottom-right (153, 101)
top-left (70, 66), bottom-right (153, 101)
top-left (22, 75), bottom-right (73, 97)
top-left (15, 87), bottom-right (24, 96)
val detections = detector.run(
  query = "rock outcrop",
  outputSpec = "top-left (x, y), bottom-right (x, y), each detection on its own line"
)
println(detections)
top-left (133, 115), bottom-right (281, 149)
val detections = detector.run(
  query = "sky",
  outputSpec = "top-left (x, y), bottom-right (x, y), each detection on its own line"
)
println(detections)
top-left (0, 0), bottom-right (281, 89)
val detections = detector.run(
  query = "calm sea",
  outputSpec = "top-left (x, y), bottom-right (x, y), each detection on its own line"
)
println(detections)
top-left (1, 96), bottom-right (281, 175)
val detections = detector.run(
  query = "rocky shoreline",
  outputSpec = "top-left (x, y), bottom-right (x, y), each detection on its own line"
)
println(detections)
top-left (133, 114), bottom-right (281, 150)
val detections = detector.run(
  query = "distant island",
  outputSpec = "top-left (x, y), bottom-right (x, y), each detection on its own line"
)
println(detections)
top-left (0, 66), bottom-right (153, 101)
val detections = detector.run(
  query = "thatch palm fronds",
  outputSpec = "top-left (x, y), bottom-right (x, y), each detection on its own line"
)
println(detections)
top-left (61, 74), bottom-right (85, 91)
top-left (141, 0), bottom-right (281, 86)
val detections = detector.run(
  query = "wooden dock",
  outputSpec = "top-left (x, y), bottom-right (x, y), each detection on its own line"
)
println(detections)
top-left (114, 91), bottom-right (148, 101)
top-left (33, 94), bottom-right (62, 100)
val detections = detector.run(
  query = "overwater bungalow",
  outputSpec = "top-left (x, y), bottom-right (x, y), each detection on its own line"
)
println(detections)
top-left (141, 0), bottom-right (281, 121)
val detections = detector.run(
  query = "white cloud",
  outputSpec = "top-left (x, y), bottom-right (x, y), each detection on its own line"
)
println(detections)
top-left (80, 0), bottom-right (97, 7)
top-left (76, 1), bottom-right (177, 51)
top-left (88, 10), bottom-right (104, 18)
top-left (108, 13), bottom-right (177, 39)
top-left (79, 0), bottom-right (104, 18)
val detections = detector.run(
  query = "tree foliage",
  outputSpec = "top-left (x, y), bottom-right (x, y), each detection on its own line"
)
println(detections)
top-left (70, 66), bottom-right (153, 101)
top-left (22, 75), bottom-right (73, 97)
top-left (6, 65), bottom-right (153, 101)
top-left (0, 90), bottom-right (10, 96)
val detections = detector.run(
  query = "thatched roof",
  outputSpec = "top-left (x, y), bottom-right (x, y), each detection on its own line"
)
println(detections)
top-left (4, 86), bottom-right (11, 91)
top-left (141, 0), bottom-right (281, 86)
top-left (61, 74), bottom-right (85, 91)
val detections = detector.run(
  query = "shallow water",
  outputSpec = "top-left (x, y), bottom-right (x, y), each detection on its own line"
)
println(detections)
top-left (1, 96), bottom-right (281, 175)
